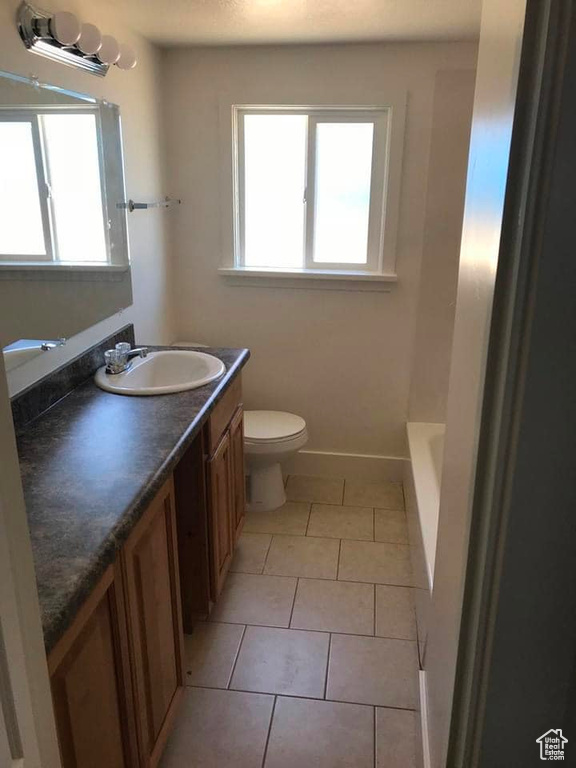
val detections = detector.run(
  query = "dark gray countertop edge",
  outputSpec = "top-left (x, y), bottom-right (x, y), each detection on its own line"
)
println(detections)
top-left (39, 347), bottom-right (250, 654)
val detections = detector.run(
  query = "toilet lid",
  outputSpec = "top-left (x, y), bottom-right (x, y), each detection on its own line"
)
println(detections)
top-left (244, 410), bottom-right (306, 442)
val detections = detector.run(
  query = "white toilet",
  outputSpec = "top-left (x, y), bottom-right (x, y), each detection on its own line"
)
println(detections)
top-left (244, 410), bottom-right (308, 513)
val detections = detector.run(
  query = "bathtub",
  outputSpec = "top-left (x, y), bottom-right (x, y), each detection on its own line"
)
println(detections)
top-left (404, 422), bottom-right (445, 665)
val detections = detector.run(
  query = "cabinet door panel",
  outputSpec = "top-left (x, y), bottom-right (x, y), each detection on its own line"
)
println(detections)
top-left (208, 431), bottom-right (233, 599)
top-left (49, 566), bottom-right (137, 768)
top-left (122, 478), bottom-right (184, 767)
top-left (230, 407), bottom-right (246, 543)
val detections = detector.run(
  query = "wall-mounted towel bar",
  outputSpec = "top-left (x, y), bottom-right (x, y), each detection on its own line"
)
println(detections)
top-left (119, 196), bottom-right (181, 212)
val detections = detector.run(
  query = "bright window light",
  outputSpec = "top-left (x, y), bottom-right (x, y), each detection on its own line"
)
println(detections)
top-left (236, 108), bottom-right (389, 275)
top-left (0, 122), bottom-right (46, 257)
top-left (243, 114), bottom-right (307, 269)
top-left (313, 122), bottom-right (374, 264)
top-left (41, 113), bottom-right (107, 263)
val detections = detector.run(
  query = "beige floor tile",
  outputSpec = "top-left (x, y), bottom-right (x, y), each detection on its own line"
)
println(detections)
top-left (344, 480), bottom-right (405, 510)
top-left (375, 586), bottom-right (416, 641)
top-left (264, 535), bottom-right (340, 580)
top-left (307, 504), bottom-right (374, 541)
top-left (286, 475), bottom-right (344, 504)
top-left (243, 502), bottom-right (311, 536)
top-left (327, 634), bottom-right (419, 709)
top-left (265, 697), bottom-right (374, 768)
top-left (159, 687), bottom-right (274, 768)
top-left (184, 623), bottom-right (245, 688)
top-left (230, 533), bottom-right (272, 574)
top-left (209, 572), bottom-right (297, 627)
top-left (291, 579), bottom-right (374, 635)
top-left (376, 708), bottom-right (418, 767)
top-left (230, 626), bottom-right (329, 698)
top-left (339, 540), bottom-right (413, 586)
top-left (374, 508), bottom-right (408, 544)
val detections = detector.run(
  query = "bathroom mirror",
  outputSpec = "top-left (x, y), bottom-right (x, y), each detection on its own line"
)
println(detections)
top-left (0, 70), bottom-right (132, 373)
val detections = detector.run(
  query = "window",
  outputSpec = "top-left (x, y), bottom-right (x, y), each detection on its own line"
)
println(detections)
top-left (0, 108), bottom-right (108, 265)
top-left (231, 106), bottom-right (395, 279)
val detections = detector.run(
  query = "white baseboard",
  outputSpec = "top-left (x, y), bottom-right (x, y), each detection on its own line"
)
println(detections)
top-left (283, 450), bottom-right (408, 482)
top-left (419, 670), bottom-right (432, 768)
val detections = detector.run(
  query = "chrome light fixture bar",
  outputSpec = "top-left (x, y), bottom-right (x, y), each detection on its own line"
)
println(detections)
top-left (18, 2), bottom-right (108, 76)
top-left (17, 2), bottom-right (137, 76)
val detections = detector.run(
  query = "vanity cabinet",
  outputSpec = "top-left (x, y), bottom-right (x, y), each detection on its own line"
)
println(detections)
top-left (48, 563), bottom-right (138, 768)
top-left (122, 477), bottom-right (185, 768)
top-left (48, 478), bottom-right (184, 768)
top-left (205, 376), bottom-right (245, 600)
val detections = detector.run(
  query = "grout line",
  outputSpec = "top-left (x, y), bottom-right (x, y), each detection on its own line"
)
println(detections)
top-left (337, 538), bottom-right (342, 580)
top-left (288, 578), bottom-right (299, 627)
top-left (204, 619), bottom-right (415, 643)
top-left (323, 633), bottom-right (332, 700)
top-left (261, 534), bottom-right (276, 572)
top-left (373, 705), bottom-right (377, 768)
top-left (227, 624), bottom-right (247, 689)
top-left (193, 682), bottom-right (419, 712)
top-left (261, 695), bottom-right (278, 768)
top-left (373, 583), bottom-right (377, 636)
top-left (372, 507), bottom-right (376, 542)
top-left (341, 479), bottom-right (346, 505)
top-left (261, 534), bottom-right (274, 572)
top-left (246, 529), bottom-right (376, 543)
top-left (304, 503), bottom-right (312, 536)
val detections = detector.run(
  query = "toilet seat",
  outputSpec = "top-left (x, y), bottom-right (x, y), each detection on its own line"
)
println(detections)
top-left (244, 410), bottom-right (306, 445)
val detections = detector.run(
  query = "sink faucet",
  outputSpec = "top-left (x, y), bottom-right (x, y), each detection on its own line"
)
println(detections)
top-left (104, 343), bottom-right (149, 375)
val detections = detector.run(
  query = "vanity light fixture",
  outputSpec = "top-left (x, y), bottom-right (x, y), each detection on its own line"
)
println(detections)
top-left (17, 1), bottom-right (138, 76)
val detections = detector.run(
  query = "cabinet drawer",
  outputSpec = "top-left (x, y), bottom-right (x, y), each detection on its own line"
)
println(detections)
top-left (208, 375), bottom-right (242, 454)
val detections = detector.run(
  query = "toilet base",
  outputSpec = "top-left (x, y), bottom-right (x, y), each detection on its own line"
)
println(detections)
top-left (246, 461), bottom-right (286, 513)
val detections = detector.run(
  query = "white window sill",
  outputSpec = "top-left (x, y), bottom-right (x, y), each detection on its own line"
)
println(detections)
top-left (0, 262), bottom-right (128, 273)
top-left (219, 266), bottom-right (397, 291)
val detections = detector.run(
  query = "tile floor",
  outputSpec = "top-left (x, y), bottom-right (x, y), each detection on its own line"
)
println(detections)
top-left (161, 475), bottom-right (419, 768)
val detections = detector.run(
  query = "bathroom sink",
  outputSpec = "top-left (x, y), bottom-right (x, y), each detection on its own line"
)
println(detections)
top-left (94, 350), bottom-right (226, 395)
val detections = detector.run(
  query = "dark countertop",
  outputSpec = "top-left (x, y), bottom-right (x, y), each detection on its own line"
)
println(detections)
top-left (16, 346), bottom-right (250, 654)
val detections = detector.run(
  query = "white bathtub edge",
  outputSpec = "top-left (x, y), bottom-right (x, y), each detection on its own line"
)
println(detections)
top-left (406, 422), bottom-right (445, 591)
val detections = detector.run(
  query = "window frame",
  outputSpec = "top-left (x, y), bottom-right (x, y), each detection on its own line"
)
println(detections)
top-left (0, 105), bottom-right (111, 266)
top-left (233, 105), bottom-right (393, 277)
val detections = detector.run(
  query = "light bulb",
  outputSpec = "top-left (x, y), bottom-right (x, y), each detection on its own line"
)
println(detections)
top-left (77, 23), bottom-right (102, 55)
top-left (49, 11), bottom-right (81, 45)
top-left (116, 43), bottom-right (137, 70)
top-left (97, 35), bottom-right (120, 64)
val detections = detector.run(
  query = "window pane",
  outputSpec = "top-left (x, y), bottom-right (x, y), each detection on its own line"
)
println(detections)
top-left (0, 121), bottom-right (46, 257)
top-left (243, 114), bottom-right (306, 268)
top-left (313, 122), bottom-right (374, 264)
top-left (42, 113), bottom-right (107, 263)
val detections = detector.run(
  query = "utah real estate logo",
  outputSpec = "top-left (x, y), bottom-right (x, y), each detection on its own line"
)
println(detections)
top-left (536, 729), bottom-right (568, 761)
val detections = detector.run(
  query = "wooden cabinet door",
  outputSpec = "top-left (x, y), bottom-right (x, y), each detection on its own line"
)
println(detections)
top-left (49, 564), bottom-right (138, 768)
top-left (122, 477), bottom-right (184, 768)
top-left (207, 430), bottom-right (234, 599)
top-left (230, 406), bottom-right (246, 544)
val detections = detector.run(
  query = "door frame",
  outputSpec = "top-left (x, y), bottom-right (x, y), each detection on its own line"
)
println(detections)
top-left (448, 1), bottom-right (576, 764)
top-left (0, 355), bottom-right (61, 767)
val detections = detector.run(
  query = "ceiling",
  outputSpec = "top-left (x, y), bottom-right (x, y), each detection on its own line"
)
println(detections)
top-left (110, 0), bottom-right (482, 46)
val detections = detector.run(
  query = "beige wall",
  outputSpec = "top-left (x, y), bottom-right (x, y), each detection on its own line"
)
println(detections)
top-left (0, 0), bottom-right (174, 394)
top-left (162, 42), bottom-right (477, 459)
top-left (408, 68), bottom-right (475, 425)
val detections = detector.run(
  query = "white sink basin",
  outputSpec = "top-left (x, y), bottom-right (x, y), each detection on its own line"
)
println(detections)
top-left (94, 350), bottom-right (226, 395)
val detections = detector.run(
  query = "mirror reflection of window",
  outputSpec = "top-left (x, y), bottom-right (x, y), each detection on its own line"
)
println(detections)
top-left (0, 120), bottom-right (47, 257)
top-left (0, 109), bottom-right (108, 264)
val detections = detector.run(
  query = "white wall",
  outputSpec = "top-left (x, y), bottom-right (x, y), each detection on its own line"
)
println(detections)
top-left (408, 68), bottom-right (475, 425)
top-left (0, 0), bottom-right (174, 394)
top-left (162, 43), bottom-right (477, 460)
